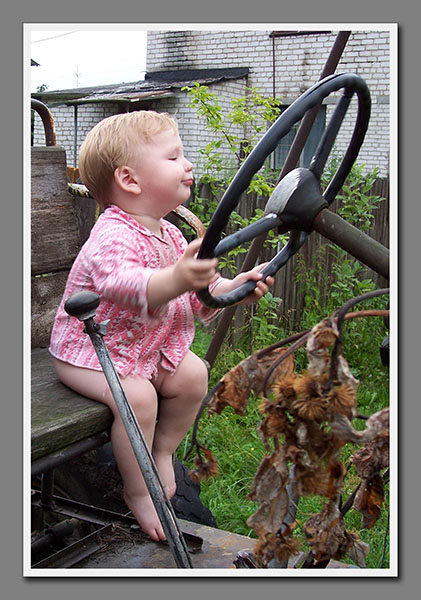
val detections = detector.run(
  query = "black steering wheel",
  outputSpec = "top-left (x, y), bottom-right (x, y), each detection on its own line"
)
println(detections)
top-left (197, 72), bottom-right (371, 308)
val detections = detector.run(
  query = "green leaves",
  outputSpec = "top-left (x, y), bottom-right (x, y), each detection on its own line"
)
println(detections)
top-left (183, 83), bottom-right (281, 195)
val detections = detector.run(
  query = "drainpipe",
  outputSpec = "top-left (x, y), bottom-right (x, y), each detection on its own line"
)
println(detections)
top-left (272, 34), bottom-right (276, 100)
top-left (73, 104), bottom-right (78, 167)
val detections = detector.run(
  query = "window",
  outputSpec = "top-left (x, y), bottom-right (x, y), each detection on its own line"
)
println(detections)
top-left (272, 105), bottom-right (326, 169)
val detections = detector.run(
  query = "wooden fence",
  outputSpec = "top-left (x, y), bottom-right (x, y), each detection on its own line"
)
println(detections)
top-left (191, 176), bottom-right (389, 333)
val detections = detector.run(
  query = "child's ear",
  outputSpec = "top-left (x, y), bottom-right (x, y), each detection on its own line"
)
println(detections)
top-left (114, 166), bottom-right (141, 195)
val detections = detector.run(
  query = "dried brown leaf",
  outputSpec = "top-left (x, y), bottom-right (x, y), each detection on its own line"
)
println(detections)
top-left (247, 450), bottom-right (292, 539)
top-left (292, 459), bottom-right (345, 499)
top-left (331, 407), bottom-right (390, 445)
top-left (351, 416), bottom-right (389, 480)
top-left (335, 353), bottom-right (359, 390)
top-left (188, 447), bottom-right (219, 483)
top-left (259, 410), bottom-right (288, 441)
top-left (353, 473), bottom-right (385, 529)
top-left (256, 348), bottom-right (295, 392)
top-left (248, 451), bottom-right (288, 504)
top-left (306, 317), bottom-right (339, 376)
top-left (254, 534), bottom-right (300, 567)
top-left (247, 490), bottom-right (289, 538)
top-left (208, 348), bottom-right (294, 416)
top-left (346, 532), bottom-right (370, 568)
top-left (304, 503), bottom-right (350, 562)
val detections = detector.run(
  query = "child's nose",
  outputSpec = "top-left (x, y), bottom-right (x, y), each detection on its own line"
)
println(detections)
top-left (185, 159), bottom-right (193, 171)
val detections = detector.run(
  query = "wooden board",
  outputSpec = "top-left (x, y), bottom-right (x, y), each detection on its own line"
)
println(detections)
top-left (31, 271), bottom-right (69, 348)
top-left (31, 348), bottom-right (113, 461)
top-left (31, 146), bottom-right (81, 276)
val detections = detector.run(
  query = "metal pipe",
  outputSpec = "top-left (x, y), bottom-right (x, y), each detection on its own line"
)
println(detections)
top-left (31, 431), bottom-right (110, 478)
top-left (31, 99), bottom-right (56, 146)
top-left (40, 470), bottom-right (55, 505)
top-left (313, 208), bottom-right (389, 279)
top-left (61, 289), bottom-right (194, 568)
top-left (81, 316), bottom-right (193, 568)
top-left (31, 519), bottom-right (77, 563)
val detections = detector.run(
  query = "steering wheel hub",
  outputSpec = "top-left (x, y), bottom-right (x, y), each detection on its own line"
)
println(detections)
top-left (265, 168), bottom-right (328, 233)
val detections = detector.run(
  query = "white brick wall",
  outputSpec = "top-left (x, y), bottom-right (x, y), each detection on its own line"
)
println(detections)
top-left (148, 29), bottom-right (391, 176)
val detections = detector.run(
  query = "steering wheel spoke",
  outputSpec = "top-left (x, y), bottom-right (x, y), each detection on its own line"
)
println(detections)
top-left (309, 93), bottom-right (352, 181)
top-left (197, 73), bottom-right (371, 308)
top-left (214, 213), bottom-right (281, 257)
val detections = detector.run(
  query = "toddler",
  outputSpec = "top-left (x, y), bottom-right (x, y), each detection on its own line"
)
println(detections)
top-left (50, 111), bottom-right (273, 542)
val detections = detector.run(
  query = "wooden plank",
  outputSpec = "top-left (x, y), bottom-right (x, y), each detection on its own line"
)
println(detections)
top-left (72, 194), bottom-right (97, 246)
top-left (31, 146), bottom-right (81, 275)
top-left (31, 348), bottom-right (113, 461)
top-left (31, 271), bottom-right (69, 348)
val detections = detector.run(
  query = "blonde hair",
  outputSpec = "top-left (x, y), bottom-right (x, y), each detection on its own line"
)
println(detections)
top-left (78, 110), bottom-right (178, 209)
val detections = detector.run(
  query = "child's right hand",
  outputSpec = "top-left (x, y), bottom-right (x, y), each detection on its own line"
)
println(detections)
top-left (147, 238), bottom-right (219, 309)
top-left (173, 238), bottom-right (219, 293)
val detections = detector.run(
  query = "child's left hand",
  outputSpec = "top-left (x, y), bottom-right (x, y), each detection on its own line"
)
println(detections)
top-left (211, 263), bottom-right (274, 305)
top-left (231, 264), bottom-right (274, 305)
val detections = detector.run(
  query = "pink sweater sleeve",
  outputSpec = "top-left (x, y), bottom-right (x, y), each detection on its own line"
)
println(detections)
top-left (88, 223), bottom-right (165, 319)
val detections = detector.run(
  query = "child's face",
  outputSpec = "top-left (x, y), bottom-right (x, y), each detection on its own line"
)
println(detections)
top-left (132, 128), bottom-right (194, 216)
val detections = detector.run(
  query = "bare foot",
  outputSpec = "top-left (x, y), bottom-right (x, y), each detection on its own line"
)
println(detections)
top-left (123, 490), bottom-right (166, 542)
top-left (153, 452), bottom-right (176, 499)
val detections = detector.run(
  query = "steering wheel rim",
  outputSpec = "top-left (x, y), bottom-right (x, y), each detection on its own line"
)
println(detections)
top-left (197, 72), bottom-right (371, 308)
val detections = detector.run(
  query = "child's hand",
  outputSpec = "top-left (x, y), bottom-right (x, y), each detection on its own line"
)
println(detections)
top-left (231, 264), bottom-right (274, 304)
top-left (210, 263), bottom-right (274, 305)
top-left (173, 238), bottom-right (219, 293)
top-left (147, 238), bottom-right (218, 309)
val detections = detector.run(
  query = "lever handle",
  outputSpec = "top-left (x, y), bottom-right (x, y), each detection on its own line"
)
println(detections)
top-left (64, 291), bottom-right (100, 321)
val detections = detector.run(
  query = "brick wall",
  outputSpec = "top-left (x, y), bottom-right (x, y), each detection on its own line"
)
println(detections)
top-left (148, 29), bottom-right (391, 176)
top-left (33, 29), bottom-right (391, 178)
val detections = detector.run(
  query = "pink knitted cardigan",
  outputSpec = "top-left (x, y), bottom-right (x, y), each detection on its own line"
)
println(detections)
top-left (49, 205), bottom-right (219, 379)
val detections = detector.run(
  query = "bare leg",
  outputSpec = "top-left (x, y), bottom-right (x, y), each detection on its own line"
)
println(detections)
top-left (152, 351), bottom-right (208, 499)
top-left (53, 359), bottom-right (166, 542)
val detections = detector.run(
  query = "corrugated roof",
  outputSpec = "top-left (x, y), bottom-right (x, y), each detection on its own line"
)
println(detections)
top-left (65, 89), bottom-right (176, 106)
top-left (32, 67), bottom-right (249, 106)
top-left (144, 67), bottom-right (249, 83)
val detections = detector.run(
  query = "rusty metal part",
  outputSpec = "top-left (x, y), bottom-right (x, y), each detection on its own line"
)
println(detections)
top-left (68, 182), bottom-right (92, 198)
top-left (31, 490), bottom-right (203, 552)
top-left (205, 31), bottom-right (352, 366)
top-left (67, 183), bottom-right (205, 238)
top-left (31, 431), bottom-right (110, 478)
top-left (75, 519), bottom-right (253, 569)
top-left (31, 518), bottom-right (85, 565)
top-left (32, 523), bottom-right (113, 569)
top-left (173, 204), bottom-right (206, 238)
top-left (31, 99), bottom-right (57, 146)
